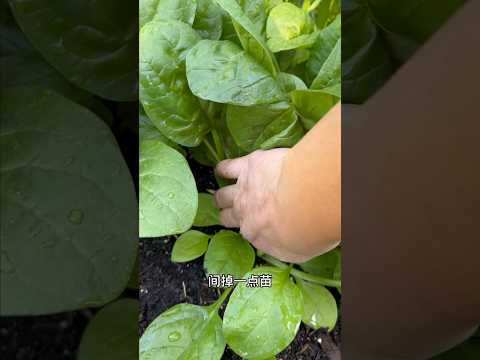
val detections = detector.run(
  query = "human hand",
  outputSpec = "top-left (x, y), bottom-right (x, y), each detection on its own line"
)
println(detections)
top-left (214, 149), bottom-right (310, 263)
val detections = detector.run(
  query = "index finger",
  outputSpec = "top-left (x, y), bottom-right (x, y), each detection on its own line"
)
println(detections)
top-left (215, 156), bottom-right (246, 180)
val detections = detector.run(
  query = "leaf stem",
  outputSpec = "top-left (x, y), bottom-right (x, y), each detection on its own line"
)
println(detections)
top-left (308, 0), bottom-right (323, 12)
top-left (259, 253), bottom-right (341, 288)
top-left (203, 138), bottom-right (222, 164)
top-left (208, 287), bottom-right (233, 313)
top-left (211, 129), bottom-right (225, 161)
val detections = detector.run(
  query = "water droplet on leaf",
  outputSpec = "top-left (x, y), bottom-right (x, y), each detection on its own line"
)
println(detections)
top-left (168, 331), bottom-right (181, 342)
top-left (168, 192), bottom-right (175, 199)
top-left (68, 209), bottom-right (84, 224)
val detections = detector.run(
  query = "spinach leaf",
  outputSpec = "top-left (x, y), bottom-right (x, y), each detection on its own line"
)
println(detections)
top-left (342, 0), bottom-right (393, 103)
top-left (365, 0), bottom-right (465, 62)
top-left (140, 303), bottom-right (225, 360)
top-left (171, 230), bottom-right (210, 263)
top-left (139, 0), bottom-right (197, 28)
top-left (0, 87), bottom-right (137, 315)
top-left (266, 2), bottom-right (317, 53)
top-left (215, 0), bottom-right (279, 75)
top-left (300, 248), bottom-right (341, 278)
top-left (8, 0), bottom-right (137, 101)
top-left (78, 299), bottom-right (138, 360)
top-left (186, 39), bottom-right (286, 106)
top-left (291, 89), bottom-right (337, 130)
top-left (204, 230), bottom-right (255, 279)
top-left (139, 140), bottom-right (198, 238)
top-left (311, 38), bottom-right (341, 91)
top-left (307, 15), bottom-right (341, 84)
top-left (140, 20), bottom-right (210, 147)
top-left (297, 279), bottom-right (338, 331)
top-left (223, 267), bottom-right (303, 359)
top-left (193, 0), bottom-right (224, 40)
top-left (193, 193), bottom-right (221, 227)
top-left (227, 102), bottom-right (304, 152)
top-left (139, 112), bottom-right (186, 156)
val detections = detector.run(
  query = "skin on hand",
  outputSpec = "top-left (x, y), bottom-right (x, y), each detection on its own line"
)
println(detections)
top-left (214, 104), bottom-right (341, 263)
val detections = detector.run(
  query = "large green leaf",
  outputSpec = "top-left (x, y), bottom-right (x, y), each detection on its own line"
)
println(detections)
top-left (0, 8), bottom-right (113, 124)
top-left (171, 230), bottom-right (210, 263)
top-left (193, 193), bottom-right (221, 227)
top-left (204, 230), bottom-right (255, 279)
top-left (342, 0), bottom-right (393, 103)
top-left (139, 0), bottom-right (197, 28)
top-left (291, 89), bottom-right (337, 130)
top-left (215, 0), bottom-right (279, 75)
top-left (140, 303), bottom-right (225, 360)
top-left (223, 267), bottom-right (303, 359)
top-left (299, 248), bottom-right (341, 278)
top-left (307, 15), bottom-right (340, 84)
top-left (139, 112), bottom-right (186, 156)
top-left (193, 0), bottom-right (224, 40)
top-left (140, 20), bottom-right (210, 147)
top-left (78, 299), bottom-right (138, 360)
top-left (311, 38), bottom-right (341, 91)
top-left (186, 39), bottom-right (286, 106)
top-left (0, 87), bottom-right (137, 315)
top-left (139, 140), bottom-right (198, 238)
top-left (366, 0), bottom-right (466, 62)
top-left (8, 0), bottom-right (137, 101)
top-left (297, 279), bottom-right (338, 331)
top-left (227, 102), bottom-right (304, 152)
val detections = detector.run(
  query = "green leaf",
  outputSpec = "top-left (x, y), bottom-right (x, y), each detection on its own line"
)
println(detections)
top-left (139, 140), bottom-right (198, 238)
top-left (140, 303), bottom-right (225, 360)
top-left (297, 279), bottom-right (338, 331)
top-left (227, 102), bottom-right (304, 152)
top-left (0, 87), bottom-right (137, 315)
top-left (223, 267), bottom-right (303, 359)
top-left (78, 299), bottom-right (138, 360)
top-left (307, 15), bottom-right (341, 84)
top-left (139, 0), bottom-right (197, 28)
top-left (139, 113), bottom-right (186, 156)
top-left (311, 38), bottom-right (341, 91)
top-left (290, 89), bottom-right (337, 130)
top-left (140, 20), bottom-right (210, 147)
top-left (193, 0), bottom-right (224, 40)
top-left (299, 248), bottom-right (341, 278)
top-left (8, 0), bottom-right (137, 101)
top-left (342, 0), bottom-right (393, 103)
top-left (204, 230), bottom-right (255, 279)
top-left (215, 0), bottom-right (279, 75)
top-left (187, 39), bottom-right (285, 106)
top-left (193, 193), bottom-right (221, 227)
top-left (171, 230), bottom-right (210, 263)
top-left (0, 10), bottom-right (113, 124)
top-left (266, 2), bottom-right (318, 53)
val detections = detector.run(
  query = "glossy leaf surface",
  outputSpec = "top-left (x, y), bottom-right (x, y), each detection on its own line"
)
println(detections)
top-left (139, 140), bottom-right (198, 238)
top-left (171, 230), bottom-right (210, 263)
top-left (140, 303), bottom-right (225, 360)
top-left (0, 87), bottom-right (137, 315)
top-left (204, 230), bottom-right (255, 279)
top-left (223, 266), bottom-right (303, 359)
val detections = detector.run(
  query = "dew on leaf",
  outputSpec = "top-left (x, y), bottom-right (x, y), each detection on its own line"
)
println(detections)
top-left (168, 331), bottom-right (182, 342)
top-left (68, 209), bottom-right (84, 224)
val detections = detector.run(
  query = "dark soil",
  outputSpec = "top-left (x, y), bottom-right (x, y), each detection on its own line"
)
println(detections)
top-left (139, 160), bottom-right (342, 359)
top-left (0, 312), bottom-right (90, 360)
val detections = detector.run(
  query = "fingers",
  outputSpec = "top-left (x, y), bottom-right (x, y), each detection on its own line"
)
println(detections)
top-left (216, 156), bottom-right (246, 180)
top-left (219, 208), bottom-right (239, 228)
top-left (214, 185), bottom-right (238, 209)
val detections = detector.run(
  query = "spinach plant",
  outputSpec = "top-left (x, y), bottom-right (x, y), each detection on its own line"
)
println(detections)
top-left (139, 0), bottom-right (341, 358)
